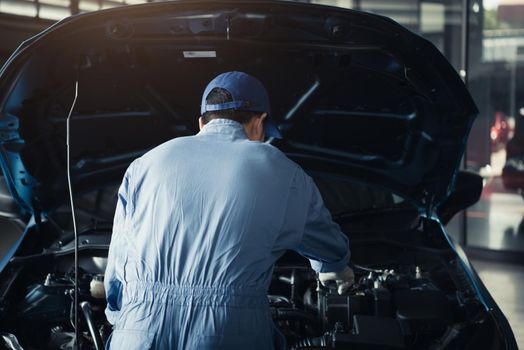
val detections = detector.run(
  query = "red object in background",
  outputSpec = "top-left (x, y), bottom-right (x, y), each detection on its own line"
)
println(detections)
top-left (491, 112), bottom-right (514, 151)
top-left (498, 0), bottom-right (524, 24)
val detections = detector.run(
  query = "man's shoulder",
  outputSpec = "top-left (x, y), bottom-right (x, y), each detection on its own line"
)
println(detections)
top-left (143, 135), bottom-right (195, 156)
top-left (248, 142), bottom-right (301, 171)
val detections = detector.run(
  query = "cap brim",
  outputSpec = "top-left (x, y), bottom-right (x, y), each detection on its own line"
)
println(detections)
top-left (264, 117), bottom-right (282, 139)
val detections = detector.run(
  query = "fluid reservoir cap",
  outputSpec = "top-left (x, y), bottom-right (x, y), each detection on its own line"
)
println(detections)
top-left (90, 274), bottom-right (105, 299)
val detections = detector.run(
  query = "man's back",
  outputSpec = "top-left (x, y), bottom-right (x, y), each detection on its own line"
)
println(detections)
top-left (105, 70), bottom-right (352, 349)
top-left (123, 119), bottom-right (299, 288)
top-left (105, 119), bottom-right (344, 349)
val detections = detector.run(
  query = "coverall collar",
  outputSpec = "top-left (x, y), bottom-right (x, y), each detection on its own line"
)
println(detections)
top-left (198, 118), bottom-right (248, 140)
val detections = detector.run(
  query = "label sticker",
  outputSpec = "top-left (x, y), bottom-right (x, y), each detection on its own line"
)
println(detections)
top-left (183, 51), bottom-right (217, 58)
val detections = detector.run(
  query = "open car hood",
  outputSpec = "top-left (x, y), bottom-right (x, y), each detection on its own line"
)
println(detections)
top-left (0, 0), bottom-right (477, 216)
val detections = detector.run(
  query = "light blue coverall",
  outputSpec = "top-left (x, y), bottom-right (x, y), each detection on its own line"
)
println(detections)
top-left (104, 118), bottom-right (350, 349)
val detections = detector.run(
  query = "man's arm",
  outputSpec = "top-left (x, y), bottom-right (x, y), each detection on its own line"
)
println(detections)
top-left (289, 169), bottom-right (354, 294)
top-left (291, 169), bottom-right (351, 273)
top-left (104, 163), bottom-right (135, 325)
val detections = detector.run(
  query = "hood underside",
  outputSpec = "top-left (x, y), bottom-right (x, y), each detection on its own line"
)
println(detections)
top-left (0, 0), bottom-right (478, 216)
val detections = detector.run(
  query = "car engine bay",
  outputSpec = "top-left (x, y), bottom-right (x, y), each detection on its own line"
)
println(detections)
top-left (0, 218), bottom-right (490, 350)
top-left (0, 166), bottom-right (493, 350)
top-left (270, 258), bottom-right (482, 349)
top-left (0, 1), bottom-right (513, 347)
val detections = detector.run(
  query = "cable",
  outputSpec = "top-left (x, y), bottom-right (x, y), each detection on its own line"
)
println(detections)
top-left (66, 80), bottom-right (80, 350)
top-left (80, 302), bottom-right (104, 350)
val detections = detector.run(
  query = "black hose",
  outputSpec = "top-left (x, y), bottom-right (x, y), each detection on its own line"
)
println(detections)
top-left (80, 301), bottom-right (104, 350)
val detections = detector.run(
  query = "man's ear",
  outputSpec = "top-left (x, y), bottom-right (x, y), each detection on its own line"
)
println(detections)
top-left (199, 116), bottom-right (205, 130)
top-left (257, 112), bottom-right (268, 132)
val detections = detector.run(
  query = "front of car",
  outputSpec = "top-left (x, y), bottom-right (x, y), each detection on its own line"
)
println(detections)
top-left (0, 1), bottom-right (517, 349)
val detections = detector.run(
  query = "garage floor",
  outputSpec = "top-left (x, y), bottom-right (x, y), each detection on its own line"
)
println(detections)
top-left (467, 176), bottom-right (524, 252)
top-left (472, 259), bottom-right (524, 348)
top-left (465, 149), bottom-right (524, 252)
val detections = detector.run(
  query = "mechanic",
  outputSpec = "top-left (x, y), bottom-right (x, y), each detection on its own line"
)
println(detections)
top-left (104, 71), bottom-right (354, 349)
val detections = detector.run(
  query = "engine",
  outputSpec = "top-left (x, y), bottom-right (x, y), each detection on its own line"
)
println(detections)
top-left (269, 260), bottom-right (480, 350)
top-left (4, 271), bottom-right (108, 349)
top-left (0, 231), bottom-right (485, 350)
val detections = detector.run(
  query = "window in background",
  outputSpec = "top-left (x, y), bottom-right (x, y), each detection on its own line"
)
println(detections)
top-left (466, 0), bottom-right (524, 253)
top-left (0, 0), bottom-right (38, 18)
top-left (310, 0), bottom-right (353, 7)
top-left (0, 0), bottom-right (138, 19)
top-left (38, 0), bottom-right (70, 20)
top-left (360, 0), bottom-right (419, 31)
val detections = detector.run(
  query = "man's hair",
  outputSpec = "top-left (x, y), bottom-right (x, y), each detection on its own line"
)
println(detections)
top-left (202, 88), bottom-right (260, 124)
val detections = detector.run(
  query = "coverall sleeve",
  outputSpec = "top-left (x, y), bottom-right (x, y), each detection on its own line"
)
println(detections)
top-left (289, 168), bottom-right (351, 273)
top-left (104, 163), bottom-right (135, 325)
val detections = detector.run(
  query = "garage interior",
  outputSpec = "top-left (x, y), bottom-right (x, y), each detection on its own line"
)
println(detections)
top-left (0, 0), bottom-right (523, 348)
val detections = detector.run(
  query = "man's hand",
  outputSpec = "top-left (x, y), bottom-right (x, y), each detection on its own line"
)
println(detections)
top-left (318, 266), bottom-right (355, 295)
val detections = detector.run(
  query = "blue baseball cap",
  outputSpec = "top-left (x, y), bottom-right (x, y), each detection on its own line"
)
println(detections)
top-left (201, 71), bottom-right (282, 139)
